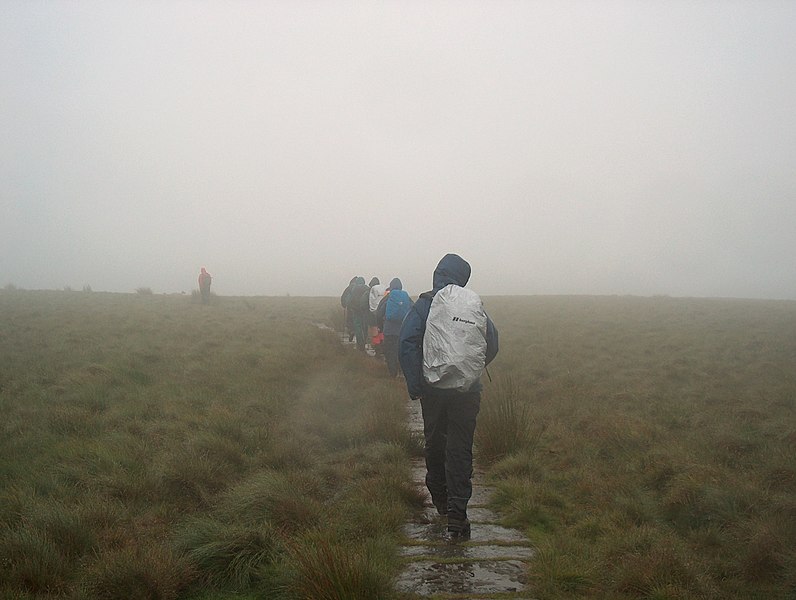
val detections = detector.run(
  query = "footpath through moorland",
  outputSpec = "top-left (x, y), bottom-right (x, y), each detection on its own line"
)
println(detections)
top-left (329, 326), bottom-right (537, 599)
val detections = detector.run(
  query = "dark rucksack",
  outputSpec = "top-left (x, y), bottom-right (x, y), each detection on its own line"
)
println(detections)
top-left (349, 283), bottom-right (370, 312)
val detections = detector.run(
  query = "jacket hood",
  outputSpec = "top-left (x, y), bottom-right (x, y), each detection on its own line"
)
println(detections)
top-left (432, 254), bottom-right (471, 290)
top-left (368, 277), bottom-right (380, 287)
top-left (354, 276), bottom-right (365, 285)
top-left (389, 277), bottom-right (402, 290)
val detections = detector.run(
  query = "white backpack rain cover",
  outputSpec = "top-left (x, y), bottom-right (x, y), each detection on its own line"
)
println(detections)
top-left (423, 284), bottom-right (487, 392)
top-left (369, 284), bottom-right (387, 313)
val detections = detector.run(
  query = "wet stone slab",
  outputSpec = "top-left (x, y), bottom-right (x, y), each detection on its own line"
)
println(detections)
top-left (470, 485), bottom-right (493, 506)
top-left (400, 544), bottom-right (536, 560)
top-left (394, 559), bottom-right (528, 596)
top-left (403, 523), bottom-right (531, 544)
top-left (466, 507), bottom-right (501, 523)
top-left (411, 462), bottom-right (427, 483)
top-left (416, 506), bottom-right (500, 524)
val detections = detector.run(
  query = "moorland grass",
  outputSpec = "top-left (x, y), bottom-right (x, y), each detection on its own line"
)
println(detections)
top-left (481, 295), bottom-right (796, 599)
top-left (0, 290), bottom-right (415, 599)
top-left (3, 290), bottom-right (795, 599)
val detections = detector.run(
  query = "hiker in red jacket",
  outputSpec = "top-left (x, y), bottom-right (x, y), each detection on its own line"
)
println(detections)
top-left (198, 267), bottom-right (212, 304)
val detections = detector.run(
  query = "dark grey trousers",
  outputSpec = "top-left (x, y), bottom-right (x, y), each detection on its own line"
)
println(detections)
top-left (383, 335), bottom-right (400, 377)
top-left (420, 391), bottom-right (480, 522)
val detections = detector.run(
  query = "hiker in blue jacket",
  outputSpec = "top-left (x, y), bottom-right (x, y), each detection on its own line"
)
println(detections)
top-left (398, 253), bottom-right (499, 541)
top-left (376, 277), bottom-right (413, 378)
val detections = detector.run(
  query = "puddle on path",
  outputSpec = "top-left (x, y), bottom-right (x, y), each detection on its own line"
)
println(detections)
top-left (400, 544), bottom-right (536, 560)
top-left (395, 559), bottom-right (529, 596)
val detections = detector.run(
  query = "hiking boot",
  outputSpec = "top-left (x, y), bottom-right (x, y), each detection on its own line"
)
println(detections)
top-left (446, 518), bottom-right (470, 542)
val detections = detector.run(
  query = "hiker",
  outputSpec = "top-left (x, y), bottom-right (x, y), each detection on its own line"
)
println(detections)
top-left (347, 276), bottom-right (370, 351)
top-left (198, 267), bottom-right (212, 304)
top-left (376, 278), bottom-right (412, 377)
top-left (365, 277), bottom-right (385, 352)
top-left (398, 254), bottom-right (499, 541)
top-left (340, 276), bottom-right (358, 341)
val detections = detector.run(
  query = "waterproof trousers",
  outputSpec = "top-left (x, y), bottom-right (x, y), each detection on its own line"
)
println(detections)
top-left (383, 335), bottom-right (400, 377)
top-left (352, 312), bottom-right (367, 351)
top-left (420, 391), bottom-right (480, 523)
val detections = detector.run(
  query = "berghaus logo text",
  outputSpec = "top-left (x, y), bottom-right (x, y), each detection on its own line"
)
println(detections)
top-left (452, 316), bottom-right (476, 325)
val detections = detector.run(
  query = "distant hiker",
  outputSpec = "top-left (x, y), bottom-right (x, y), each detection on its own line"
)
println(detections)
top-left (340, 276), bottom-right (358, 341)
top-left (399, 254), bottom-right (499, 541)
top-left (198, 267), bottom-right (212, 304)
top-left (376, 277), bottom-right (413, 377)
top-left (347, 276), bottom-right (370, 351)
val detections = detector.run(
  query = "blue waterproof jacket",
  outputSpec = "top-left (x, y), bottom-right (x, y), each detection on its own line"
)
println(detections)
top-left (398, 254), bottom-right (498, 399)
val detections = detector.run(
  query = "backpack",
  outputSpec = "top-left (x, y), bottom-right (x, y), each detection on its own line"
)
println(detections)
top-left (350, 284), bottom-right (370, 312)
top-left (369, 284), bottom-right (387, 313)
top-left (385, 289), bottom-right (411, 322)
top-left (422, 284), bottom-right (487, 392)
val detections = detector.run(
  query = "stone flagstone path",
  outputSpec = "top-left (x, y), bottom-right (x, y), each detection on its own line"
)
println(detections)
top-left (394, 398), bottom-right (537, 598)
top-left (322, 324), bottom-right (536, 598)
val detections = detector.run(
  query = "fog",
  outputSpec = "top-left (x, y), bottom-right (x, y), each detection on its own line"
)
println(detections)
top-left (2, 1), bottom-right (795, 299)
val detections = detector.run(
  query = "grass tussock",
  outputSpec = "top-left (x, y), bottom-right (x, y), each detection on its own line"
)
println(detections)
top-left (80, 545), bottom-right (193, 600)
top-left (174, 519), bottom-right (278, 589)
top-left (282, 533), bottom-right (395, 600)
top-left (476, 375), bottom-right (544, 463)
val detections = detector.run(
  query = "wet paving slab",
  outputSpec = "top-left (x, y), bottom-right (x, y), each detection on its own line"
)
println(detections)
top-left (402, 522), bottom-right (532, 545)
top-left (416, 506), bottom-right (501, 524)
top-left (400, 544), bottom-right (536, 560)
top-left (394, 559), bottom-right (529, 596)
top-left (398, 400), bottom-right (536, 598)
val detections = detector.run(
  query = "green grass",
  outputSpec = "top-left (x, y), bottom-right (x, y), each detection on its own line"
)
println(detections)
top-left (2, 290), bottom-right (795, 599)
top-left (483, 295), bottom-right (796, 599)
top-left (0, 290), bottom-right (413, 599)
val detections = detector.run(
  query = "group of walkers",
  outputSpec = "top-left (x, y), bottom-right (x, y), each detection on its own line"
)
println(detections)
top-left (341, 253), bottom-right (500, 542)
top-left (339, 275), bottom-right (413, 377)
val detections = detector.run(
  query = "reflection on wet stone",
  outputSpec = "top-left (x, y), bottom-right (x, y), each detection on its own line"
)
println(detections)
top-left (403, 522), bottom-right (531, 545)
top-left (394, 560), bottom-right (528, 596)
top-left (400, 544), bottom-right (536, 560)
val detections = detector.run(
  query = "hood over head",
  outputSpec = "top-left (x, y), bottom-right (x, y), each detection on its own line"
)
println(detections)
top-left (355, 276), bottom-right (366, 285)
top-left (368, 277), bottom-right (380, 287)
top-left (389, 277), bottom-right (402, 290)
top-left (432, 254), bottom-right (471, 290)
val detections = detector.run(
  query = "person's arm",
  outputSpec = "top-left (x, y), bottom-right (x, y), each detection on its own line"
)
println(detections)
top-left (484, 315), bottom-right (499, 366)
top-left (399, 299), bottom-right (429, 399)
top-left (375, 294), bottom-right (388, 330)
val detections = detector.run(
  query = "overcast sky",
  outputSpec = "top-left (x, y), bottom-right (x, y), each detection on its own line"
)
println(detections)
top-left (2, 1), bottom-right (795, 299)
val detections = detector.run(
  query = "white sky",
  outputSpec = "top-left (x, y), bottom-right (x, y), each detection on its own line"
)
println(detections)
top-left (2, 1), bottom-right (795, 298)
